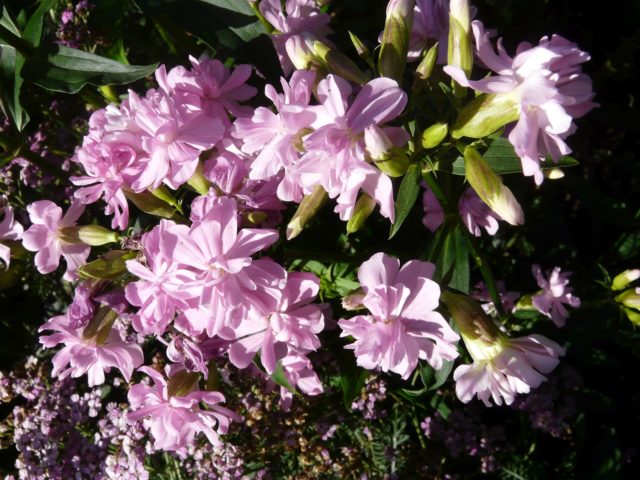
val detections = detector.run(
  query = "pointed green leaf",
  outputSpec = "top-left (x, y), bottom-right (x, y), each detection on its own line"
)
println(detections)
top-left (389, 163), bottom-right (422, 239)
top-left (271, 361), bottom-right (296, 394)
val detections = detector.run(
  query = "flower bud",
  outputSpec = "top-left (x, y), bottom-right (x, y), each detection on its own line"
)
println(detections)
top-left (612, 269), bottom-right (640, 291)
top-left (286, 34), bottom-right (318, 70)
top-left (167, 370), bottom-right (200, 398)
top-left (623, 307), bottom-right (640, 326)
top-left (616, 287), bottom-right (640, 310)
top-left (78, 250), bottom-right (136, 281)
top-left (286, 186), bottom-right (328, 240)
top-left (349, 31), bottom-right (371, 62)
top-left (123, 187), bottom-right (182, 221)
top-left (447, 0), bottom-right (473, 78)
top-left (187, 160), bottom-right (211, 196)
top-left (365, 125), bottom-right (410, 177)
top-left (342, 288), bottom-right (366, 311)
top-left (322, 47), bottom-right (370, 85)
top-left (463, 147), bottom-right (524, 226)
top-left (451, 92), bottom-right (520, 139)
top-left (378, 0), bottom-right (415, 82)
top-left (59, 225), bottom-right (119, 246)
top-left (440, 290), bottom-right (503, 343)
top-left (82, 306), bottom-right (118, 344)
top-left (421, 122), bottom-right (449, 149)
top-left (414, 42), bottom-right (439, 84)
top-left (346, 194), bottom-right (377, 234)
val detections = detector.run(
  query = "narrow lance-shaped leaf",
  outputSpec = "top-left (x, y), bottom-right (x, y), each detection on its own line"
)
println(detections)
top-left (389, 163), bottom-right (422, 239)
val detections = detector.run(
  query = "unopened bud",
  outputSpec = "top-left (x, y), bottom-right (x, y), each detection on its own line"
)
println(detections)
top-left (378, 0), bottom-right (415, 82)
top-left (451, 92), bottom-right (520, 139)
top-left (82, 306), bottom-right (118, 344)
top-left (616, 287), bottom-right (640, 310)
top-left (447, 0), bottom-right (473, 78)
top-left (323, 49), bottom-right (370, 85)
top-left (612, 269), bottom-right (640, 291)
top-left (123, 187), bottom-right (182, 221)
top-left (349, 31), bottom-right (371, 62)
top-left (346, 194), bottom-right (377, 234)
top-left (464, 147), bottom-right (524, 226)
top-left (187, 161), bottom-right (211, 196)
top-left (78, 250), bottom-right (136, 280)
top-left (623, 307), bottom-right (640, 326)
top-left (414, 42), bottom-right (439, 83)
top-left (286, 34), bottom-right (318, 70)
top-left (342, 288), bottom-right (366, 310)
top-left (286, 186), bottom-right (328, 240)
top-left (59, 225), bottom-right (119, 246)
top-left (167, 370), bottom-right (200, 398)
top-left (365, 125), bottom-right (409, 177)
top-left (440, 290), bottom-right (503, 343)
top-left (545, 168), bottom-right (565, 180)
top-left (421, 122), bottom-right (449, 149)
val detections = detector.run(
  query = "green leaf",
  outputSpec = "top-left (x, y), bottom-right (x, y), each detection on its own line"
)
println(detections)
top-left (78, 251), bottom-right (136, 281)
top-left (389, 163), bottom-right (422, 239)
top-left (23, 0), bottom-right (55, 47)
top-left (197, 0), bottom-right (255, 15)
top-left (0, 8), bottom-right (28, 130)
top-left (446, 138), bottom-right (580, 175)
top-left (436, 224), bottom-right (469, 293)
top-left (271, 361), bottom-right (296, 394)
top-left (22, 45), bottom-right (158, 94)
top-left (229, 20), bottom-right (266, 42)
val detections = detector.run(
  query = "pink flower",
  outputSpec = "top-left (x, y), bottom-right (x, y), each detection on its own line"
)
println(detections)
top-left (167, 198), bottom-right (286, 337)
top-left (276, 349), bottom-right (324, 410)
top-left (129, 88), bottom-right (223, 190)
top-left (421, 187), bottom-right (445, 232)
top-left (156, 56), bottom-right (257, 129)
top-left (128, 367), bottom-right (239, 451)
top-left (259, 0), bottom-right (333, 75)
top-left (298, 75), bottom-right (409, 221)
top-left (338, 253), bottom-right (459, 379)
top-left (226, 272), bottom-right (325, 373)
top-left (125, 220), bottom-right (193, 335)
top-left (454, 333), bottom-right (564, 406)
top-left (39, 314), bottom-right (144, 387)
top-left (233, 70), bottom-right (318, 202)
top-left (531, 264), bottom-right (581, 327)
top-left (0, 206), bottom-right (23, 268)
top-left (444, 21), bottom-right (596, 184)
top-left (71, 105), bottom-right (144, 230)
top-left (471, 281), bottom-right (520, 315)
top-left (22, 200), bottom-right (90, 280)
top-left (408, 0), bottom-right (450, 62)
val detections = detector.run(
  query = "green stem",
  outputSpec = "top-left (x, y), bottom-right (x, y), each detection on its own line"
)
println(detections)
top-left (463, 230), bottom-right (505, 318)
top-left (249, 2), bottom-right (275, 34)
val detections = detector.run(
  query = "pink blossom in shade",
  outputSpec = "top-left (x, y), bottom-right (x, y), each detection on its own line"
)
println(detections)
top-left (408, 0), bottom-right (450, 62)
top-left (128, 366), bottom-right (240, 451)
top-left (169, 197), bottom-right (286, 337)
top-left (233, 70), bottom-right (318, 200)
top-left (39, 314), bottom-right (144, 387)
top-left (259, 0), bottom-right (333, 75)
top-left (338, 253), bottom-right (459, 379)
top-left (125, 220), bottom-right (194, 336)
top-left (444, 21), bottom-right (596, 184)
top-left (225, 272), bottom-right (324, 374)
top-left (156, 56), bottom-right (257, 129)
top-left (454, 333), bottom-right (564, 406)
top-left (421, 187), bottom-right (444, 232)
top-left (21, 200), bottom-right (90, 280)
top-left (458, 187), bottom-right (501, 237)
top-left (298, 75), bottom-right (409, 222)
top-left (128, 88), bottom-right (224, 191)
top-left (471, 281), bottom-right (520, 315)
top-left (0, 206), bottom-right (23, 268)
top-left (531, 264), bottom-right (581, 327)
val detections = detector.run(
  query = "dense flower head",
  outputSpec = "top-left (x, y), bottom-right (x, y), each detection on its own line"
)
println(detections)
top-left (444, 21), bottom-right (596, 184)
top-left (0, 205), bottom-right (23, 268)
top-left (259, 0), bottom-right (333, 75)
top-left (128, 366), bottom-right (239, 451)
top-left (22, 200), bottom-right (90, 280)
top-left (531, 264), bottom-right (581, 327)
top-left (39, 314), bottom-right (144, 387)
top-left (454, 332), bottom-right (564, 406)
top-left (339, 252), bottom-right (459, 379)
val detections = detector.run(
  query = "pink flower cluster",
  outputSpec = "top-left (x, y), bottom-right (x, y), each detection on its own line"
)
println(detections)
top-left (445, 21), bottom-right (596, 184)
top-left (0, 206), bottom-right (23, 268)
